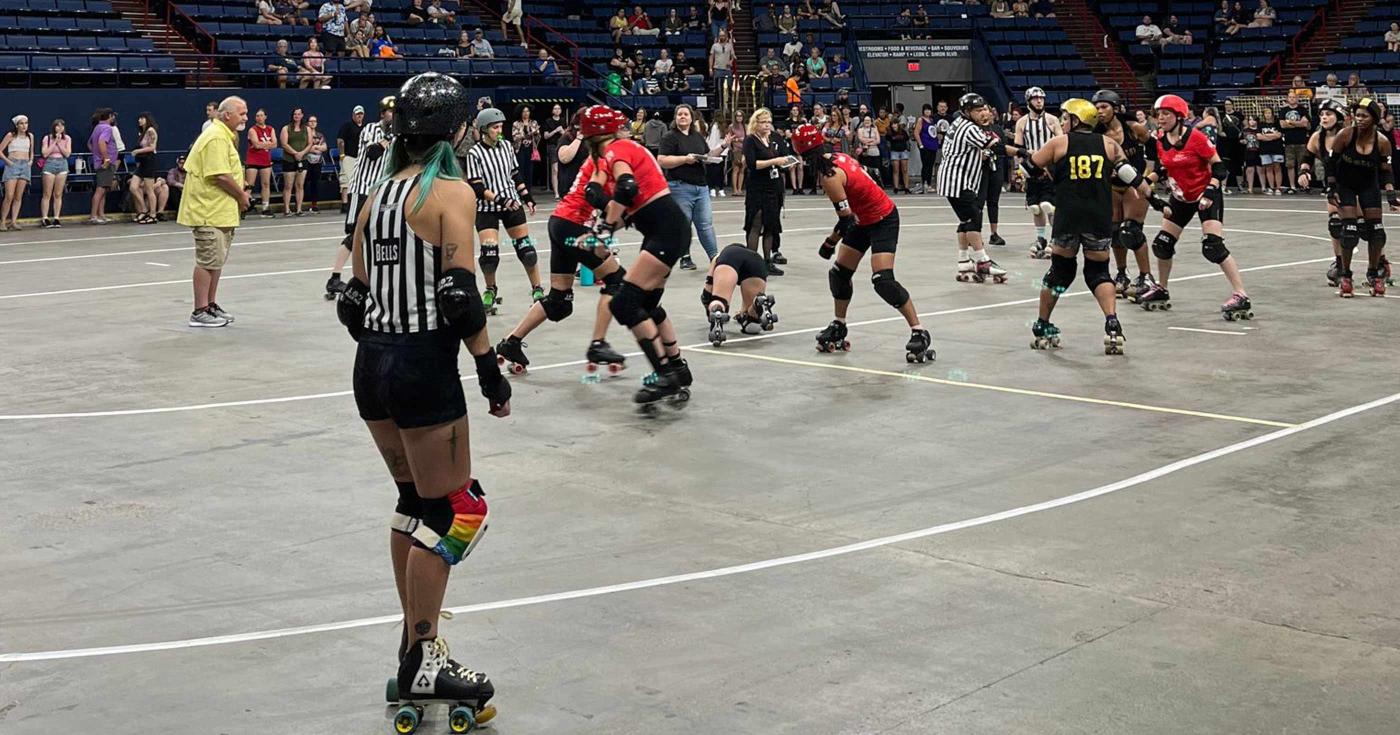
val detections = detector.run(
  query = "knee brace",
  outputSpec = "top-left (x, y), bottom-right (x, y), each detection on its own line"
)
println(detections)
top-left (1328, 214), bottom-right (1344, 240)
top-left (391, 480), bottom-right (422, 537)
top-left (600, 266), bottom-right (626, 296)
top-left (414, 479), bottom-right (489, 566)
top-left (828, 263), bottom-right (855, 301)
top-left (1027, 202), bottom-right (1043, 217)
top-left (478, 240), bottom-right (500, 274)
top-left (1042, 253), bottom-right (1076, 295)
top-left (1367, 220), bottom-right (1386, 248)
top-left (541, 287), bottom-right (574, 321)
top-left (1152, 231), bottom-right (1178, 260)
top-left (1201, 234), bottom-right (1229, 264)
top-left (1082, 257), bottom-right (1113, 291)
top-left (1340, 218), bottom-right (1360, 253)
top-left (871, 269), bottom-right (910, 308)
top-left (1116, 220), bottom-right (1146, 251)
top-left (609, 281), bottom-right (651, 327)
top-left (512, 235), bottom-right (538, 268)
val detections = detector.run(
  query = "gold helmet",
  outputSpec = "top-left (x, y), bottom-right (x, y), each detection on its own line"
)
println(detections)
top-left (1061, 98), bottom-right (1098, 129)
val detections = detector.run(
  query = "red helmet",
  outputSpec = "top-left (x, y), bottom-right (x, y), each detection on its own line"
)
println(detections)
top-left (791, 123), bottom-right (825, 154)
top-left (1153, 94), bottom-right (1190, 120)
top-left (579, 105), bottom-right (624, 137)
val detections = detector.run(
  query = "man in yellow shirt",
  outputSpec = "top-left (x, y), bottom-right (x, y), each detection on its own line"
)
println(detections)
top-left (178, 96), bottom-right (251, 328)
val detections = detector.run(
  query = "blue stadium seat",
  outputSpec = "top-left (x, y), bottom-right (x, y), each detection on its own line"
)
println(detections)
top-left (118, 55), bottom-right (148, 71)
top-left (0, 54), bottom-right (26, 71)
top-left (89, 53), bottom-right (117, 70)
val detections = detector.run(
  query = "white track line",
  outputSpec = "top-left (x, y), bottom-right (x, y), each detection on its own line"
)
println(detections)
top-left (0, 253), bottom-right (1337, 421)
top-left (1168, 327), bottom-right (1248, 336)
top-left (0, 236), bottom-right (341, 266)
top-left (4, 388), bottom-right (1395, 664)
top-left (0, 219), bottom-right (341, 248)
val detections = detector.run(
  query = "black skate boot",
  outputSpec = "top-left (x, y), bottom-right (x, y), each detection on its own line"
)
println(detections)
top-left (324, 274), bottom-right (345, 301)
top-left (1104, 314), bottom-right (1125, 355)
top-left (667, 357), bottom-right (693, 388)
top-left (1221, 292), bottom-right (1253, 320)
top-left (904, 328), bottom-right (935, 363)
top-left (583, 339), bottom-right (626, 381)
top-left (1113, 269), bottom-right (1131, 299)
top-left (815, 319), bottom-right (850, 352)
top-left (635, 368), bottom-right (688, 413)
top-left (1029, 237), bottom-right (1051, 259)
top-left (1326, 257), bottom-right (1342, 287)
top-left (393, 638), bottom-right (496, 734)
top-left (707, 303), bottom-right (730, 346)
top-left (766, 259), bottom-right (785, 276)
top-left (753, 292), bottom-right (778, 331)
top-left (495, 336), bottom-right (529, 374)
top-left (1030, 318), bottom-right (1061, 350)
top-left (1129, 272), bottom-right (1154, 303)
top-left (1138, 283), bottom-right (1172, 311)
top-left (679, 254), bottom-right (697, 270)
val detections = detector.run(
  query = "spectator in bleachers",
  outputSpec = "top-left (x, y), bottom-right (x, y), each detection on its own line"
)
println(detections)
top-left (818, 0), bottom-right (844, 28)
top-left (1288, 75), bottom-right (1312, 100)
top-left (631, 48), bottom-right (648, 71)
top-left (831, 52), bottom-right (850, 78)
top-left (348, 13), bottom-right (375, 57)
top-left (675, 49), bottom-right (697, 75)
top-left (1136, 15), bottom-right (1163, 45)
top-left (755, 3), bottom-right (777, 31)
top-left (128, 112), bottom-right (161, 224)
top-left (318, 0), bottom-right (348, 55)
top-left (1162, 15), bottom-right (1191, 44)
top-left (165, 155), bottom-right (185, 212)
top-left (38, 119), bottom-right (70, 228)
top-left (278, 0), bottom-right (312, 25)
top-left (245, 108), bottom-right (277, 216)
top-left (536, 49), bottom-right (560, 76)
top-left (805, 46), bottom-right (827, 77)
top-left (1256, 106), bottom-right (1284, 195)
top-left (782, 33), bottom-right (803, 59)
top-left (1224, 0), bottom-right (1247, 34)
top-left (797, 0), bottom-right (816, 19)
top-left (655, 48), bottom-right (675, 76)
top-left (609, 47), bottom-right (628, 73)
top-left (267, 40), bottom-right (300, 88)
top-left (666, 8), bottom-right (686, 35)
top-left (406, 0), bottom-right (431, 25)
top-left (912, 4), bottom-right (929, 34)
top-left (759, 47), bottom-right (785, 84)
top-left (512, 104), bottom-right (541, 191)
top-left (87, 109), bottom-right (117, 225)
top-left (280, 107), bottom-right (312, 215)
top-left (336, 105), bottom-right (365, 209)
top-left (301, 36), bottom-right (332, 87)
top-left (0, 115), bottom-right (32, 231)
top-left (778, 4), bottom-right (797, 35)
top-left (990, 0), bottom-right (1011, 18)
top-left (1213, 0), bottom-right (1231, 31)
top-left (468, 28), bottom-right (494, 57)
top-left (629, 5), bottom-right (662, 36)
top-left (687, 5), bottom-right (704, 31)
top-left (501, 0), bottom-right (526, 45)
top-left (257, 0), bottom-right (284, 25)
top-left (897, 7), bottom-right (912, 37)
top-left (1011, 0), bottom-right (1028, 18)
top-left (1248, 0), bottom-right (1274, 28)
top-left (1029, 0), bottom-right (1052, 18)
top-left (302, 115), bottom-right (326, 213)
top-left (1387, 22), bottom-right (1400, 53)
top-left (711, 29), bottom-right (737, 80)
top-left (643, 110), bottom-right (668, 154)
top-left (344, 0), bottom-right (371, 13)
top-left (619, 67), bottom-right (637, 92)
top-left (1278, 92), bottom-right (1311, 193)
top-left (1346, 72), bottom-right (1371, 99)
top-left (610, 8), bottom-right (630, 42)
top-left (710, 0), bottom-right (733, 39)
top-left (428, 0), bottom-right (457, 26)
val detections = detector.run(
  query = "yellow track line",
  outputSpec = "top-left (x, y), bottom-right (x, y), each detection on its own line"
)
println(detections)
top-left (689, 348), bottom-right (1297, 428)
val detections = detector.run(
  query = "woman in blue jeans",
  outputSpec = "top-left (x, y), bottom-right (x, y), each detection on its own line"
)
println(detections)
top-left (658, 103), bottom-right (732, 270)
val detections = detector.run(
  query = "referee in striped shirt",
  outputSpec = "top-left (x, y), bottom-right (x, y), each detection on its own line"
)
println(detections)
top-left (937, 92), bottom-right (1026, 282)
top-left (325, 95), bottom-right (395, 298)
top-left (465, 107), bottom-right (541, 312)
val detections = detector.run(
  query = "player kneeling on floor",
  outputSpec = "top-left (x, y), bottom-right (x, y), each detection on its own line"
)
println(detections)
top-left (701, 243), bottom-right (779, 346)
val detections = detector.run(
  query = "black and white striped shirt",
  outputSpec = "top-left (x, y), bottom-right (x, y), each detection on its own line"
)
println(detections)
top-left (465, 138), bottom-right (520, 213)
top-left (936, 115), bottom-right (993, 197)
top-left (1021, 113), bottom-right (1055, 154)
top-left (360, 173), bottom-right (443, 335)
top-left (350, 121), bottom-right (392, 196)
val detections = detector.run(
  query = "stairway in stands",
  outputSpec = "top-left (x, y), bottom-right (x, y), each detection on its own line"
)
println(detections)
top-left (1272, 0), bottom-right (1377, 85)
top-left (730, 3), bottom-right (759, 77)
top-left (1054, 0), bottom-right (1148, 107)
top-left (111, 0), bottom-right (233, 86)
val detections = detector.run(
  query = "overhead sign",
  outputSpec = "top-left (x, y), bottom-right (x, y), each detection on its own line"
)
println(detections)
top-left (860, 40), bottom-right (972, 60)
top-left (857, 40), bottom-right (973, 83)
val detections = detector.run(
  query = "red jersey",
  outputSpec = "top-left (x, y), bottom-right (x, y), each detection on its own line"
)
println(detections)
top-left (600, 138), bottom-right (669, 213)
top-left (246, 125), bottom-right (274, 167)
top-left (832, 153), bottom-right (894, 223)
top-left (1155, 126), bottom-right (1216, 202)
top-left (553, 155), bottom-right (608, 225)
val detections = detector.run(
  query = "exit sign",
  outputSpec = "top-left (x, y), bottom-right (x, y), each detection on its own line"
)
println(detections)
top-left (907, 60), bottom-right (921, 72)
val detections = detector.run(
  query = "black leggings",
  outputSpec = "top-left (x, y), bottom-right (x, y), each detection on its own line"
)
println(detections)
top-left (920, 148), bottom-right (936, 185)
top-left (986, 167), bottom-right (1002, 226)
top-left (305, 162), bottom-right (322, 206)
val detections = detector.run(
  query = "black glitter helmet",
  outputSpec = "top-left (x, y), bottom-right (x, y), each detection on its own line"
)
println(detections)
top-left (392, 72), bottom-right (470, 138)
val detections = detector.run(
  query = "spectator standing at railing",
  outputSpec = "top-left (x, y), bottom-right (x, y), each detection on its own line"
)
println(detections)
top-left (1278, 92), bottom-right (1311, 194)
top-left (245, 108), bottom-right (278, 216)
top-left (317, 0), bottom-right (348, 56)
top-left (1386, 22), bottom-right (1400, 53)
top-left (202, 101), bottom-right (218, 133)
top-left (0, 115), bottom-right (33, 231)
top-left (88, 109), bottom-right (118, 225)
top-left (280, 107), bottom-right (312, 215)
top-left (348, 13), bottom-right (374, 56)
top-left (1248, 0), bottom-right (1274, 28)
top-left (541, 103), bottom-right (565, 194)
top-left (502, 0), bottom-right (526, 47)
top-left (38, 119), bottom-right (70, 228)
top-left (643, 112), bottom-right (668, 156)
top-left (336, 104), bottom-right (364, 210)
top-left (1256, 107), bottom-right (1284, 195)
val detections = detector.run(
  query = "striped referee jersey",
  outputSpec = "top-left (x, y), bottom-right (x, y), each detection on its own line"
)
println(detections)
top-left (360, 173), bottom-right (444, 335)
top-left (1020, 112), bottom-right (1055, 155)
top-left (350, 121), bottom-right (392, 196)
top-left (464, 137), bottom-right (521, 213)
top-left (935, 114), bottom-right (994, 197)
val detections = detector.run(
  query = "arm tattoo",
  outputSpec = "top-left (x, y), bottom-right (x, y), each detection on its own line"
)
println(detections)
top-left (444, 241), bottom-right (459, 262)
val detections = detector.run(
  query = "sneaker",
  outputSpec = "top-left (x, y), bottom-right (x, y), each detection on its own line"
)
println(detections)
top-left (188, 308), bottom-right (230, 328)
top-left (989, 233), bottom-right (1007, 247)
top-left (771, 250), bottom-right (788, 264)
top-left (260, 208), bottom-right (276, 218)
top-left (679, 254), bottom-right (697, 270)
top-left (766, 260), bottom-right (785, 276)
top-left (207, 302), bottom-right (235, 323)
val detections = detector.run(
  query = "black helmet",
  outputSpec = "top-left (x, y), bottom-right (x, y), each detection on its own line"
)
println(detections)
top-left (1091, 89), bottom-right (1123, 110)
top-left (959, 92), bottom-right (987, 112)
top-left (1318, 98), bottom-right (1347, 115)
top-left (1353, 96), bottom-right (1385, 124)
top-left (393, 72), bottom-right (470, 137)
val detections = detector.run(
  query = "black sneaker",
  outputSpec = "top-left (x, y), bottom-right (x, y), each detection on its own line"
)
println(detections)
top-left (771, 250), bottom-right (788, 264)
top-left (766, 260), bottom-right (785, 276)
top-left (989, 233), bottom-right (1007, 247)
top-left (260, 208), bottom-right (276, 218)
top-left (679, 254), bottom-right (697, 270)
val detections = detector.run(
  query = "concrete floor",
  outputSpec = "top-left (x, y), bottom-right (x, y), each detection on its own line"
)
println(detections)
top-left (1, 194), bottom-right (1397, 735)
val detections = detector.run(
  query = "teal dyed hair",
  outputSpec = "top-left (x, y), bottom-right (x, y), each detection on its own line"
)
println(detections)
top-left (378, 136), bottom-right (464, 213)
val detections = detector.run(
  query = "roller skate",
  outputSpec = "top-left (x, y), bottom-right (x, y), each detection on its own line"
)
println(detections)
top-left (1113, 269), bottom-right (1131, 299)
top-left (1221, 292), bottom-right (1254, 321)
top-left (955, 259), bottom-right (976, 282)
top-left (1138, 283), bottom-right (1172, 311)
top-left (324, 274), bottom-right (345, 301)
top-left (1326, 257), bottom-right (1341, 287)
top-left (530, 285), bottom-right (545, 303)
top-left (1103, 314), bottom-right (1125, 355)
top-left (391, 638), bottom-right (496, 734)
top-left (975, 258), bottom-right (1009, 284)
top-left (989, 233), bottom-right (1007, 247)
top-left (1029, 318), bottom-right (1061, 350)
top-left (495, 336), bottom-right (529, 375)
top-left (481, 285), bottom-right (499, 316)
top-left (1367, 268), bottom-right (1387, 297)
top-left (1128, 273), bottom-right (1155, 303)
top-left (771, 249), bottom-right (788, 265)
top-left (754, 293), bottom-right (778, 331)
top-left (635, 367), bottom-right (689, 415)
top-left (582, 339), bottom-right (626, 382)
top-left (707, 304), bottom-right (730, 346)
top-left (1339, 272), bottom-right (1354, 298)
top-left (1381, 254), bottom-right (1394, 286)
top-left (815, 319), bottom-right (851, 352)
top-left (904, 328), bottom-right (936, 363)
top-left (1029, 238), bottom-right (1050, 259)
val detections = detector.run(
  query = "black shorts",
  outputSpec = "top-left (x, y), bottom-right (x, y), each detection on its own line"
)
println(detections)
top-left (135, 155), bottom-right (158, 180)
top-left (282, 158), bottom-right (304, 173)
top-left (1025, 175), bottom-right (1055, 206)
top-left (714, 243), bottom-right (768, 281)
top-left (1052, 232), bottom-right (1111, 252)
top-left (947, 184), bottom-right (987, 232)
top-left (548, 216), bottom-right (611, 275)
top-left (476, 206), bottom-right (529, 233)
top-left (353, 330), bottom-right (466, 429)
top-left (630, 195), bottom-right (692, 268)
top-left (320, 32), bottom-right (345, 55)
top-left (246, 162), bottom-right (272, 171)
top-left (1164, 195), bottom-right (1223, 227)
top-left (1335, 184), bottom-right (1382, 210)
top-left (344, 190), bottom-right (369, 236)
top-left (845, 206), bottom-right (900, 254)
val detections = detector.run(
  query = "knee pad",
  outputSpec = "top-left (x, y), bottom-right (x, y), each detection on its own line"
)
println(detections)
top-left (871, 269), bottom-right (910, 308)
top-left (541, 287), bottom-right (574, 321)
top-left (1082, 257), bottom-right (1113, 291)
top-left (1042, 253), bottom-right (1076, 294)
top-left (1116, 220), bottom-right (1146, 251)
top-left (609, 281), bottom-right (651, 328)
top-left (391, 480), bottom-right (421, 537)
top-left (1328, 214), bottom-right (1343, 240)
top-left (341, 234), bottom-right (354, 252)
top-left (1368, 220), bottom-right (1386, 248)
top-left (1201, 234), bottom-right (1229, 264)
top-left (600, 266), bottom-right (626, 296)
top-left (828, 263), bottom-right (855, 301)
top-left (650, 305), bottom-right (668, 325)
top-left (478, 240), bottom-right (500, 273)
top-left (1152, 231), bottom-right (1178, 260)
top-left (1340, 218), bottom-right (1360, 252)
top-left (512, 236), bottom-right (538, 268)
top-left (1027, 202), bottom-right (1043, 217)
top-left (414, 479), bottom-right (489, 566)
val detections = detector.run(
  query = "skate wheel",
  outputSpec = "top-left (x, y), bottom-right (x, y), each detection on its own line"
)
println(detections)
top-left (496, 355), bottom-right (506, 366)
top-left (393, 705), bottom-right (422, 734)
top-left (841, 341), bottom-right (851, 351)
top-left (385, 677), bottom-right (398, 703)
top-left (926, 350), bottom-right (936, 362)
top-left (711, 338), bottom-right (723, 347)
top-left (448, 705), bottom-right (476, 733)
top-left (509, 363), bottom-right (526, 375)
top-left (906, 353), bottom-right (915, 363)
top-left (673, 388), bottom-right (691, 405)
top-left (608, 362), bottom-right (624, 375)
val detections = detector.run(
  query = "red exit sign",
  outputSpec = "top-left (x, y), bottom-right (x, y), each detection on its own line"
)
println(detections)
top-left (907, 60), bottom-right (921, 72)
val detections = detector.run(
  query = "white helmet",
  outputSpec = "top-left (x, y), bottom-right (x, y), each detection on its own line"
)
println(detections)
top-left (1024, 87), bottom-right (1046, 102)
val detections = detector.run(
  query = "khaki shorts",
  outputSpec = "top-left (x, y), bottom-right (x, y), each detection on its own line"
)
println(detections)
top-left (338, 154), bottom-right (358, 190)
top-left (1284, 144), bottom-right (1305, 173)
top-left (193, 226), bottom-right (236, 269)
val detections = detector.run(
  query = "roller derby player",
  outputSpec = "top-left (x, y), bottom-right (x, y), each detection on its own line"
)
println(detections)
top-left (493, 151), bottom-right (629, 376)
top-left (792, 123), bottom-right (935, 363)
top-left (1325, 97), bottom-right (1398, 297)
top-left (334, 73), bottom-right (510, 734)
top-left (1014, 86), bottom-right (1061, 259)
top-left (1298, 99), bottom-right (1350, 287)
top-left (1027, 98), bottom-right (1148, 354)
top-left (466, 107), bottom-right (543, 314)
top-left (584, 105), bottom-right (697, 410)
top-left (1140, 94), bottom-right (1254, 321)
top-left (702, 243), bottom-right (778, 346)
top-left (325, 96), bottom-right (394, 299)
top-left (937, 93), bottom-right (1028, 286)
top-left (1092, 89), bottom-right (1156, 300)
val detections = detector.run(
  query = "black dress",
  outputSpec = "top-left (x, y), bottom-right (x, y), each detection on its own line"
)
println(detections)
top-left (743, 133), bottom-right (785, 236)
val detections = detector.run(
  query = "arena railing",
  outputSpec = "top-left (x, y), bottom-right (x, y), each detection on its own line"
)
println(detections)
top-left (1259, 0), bottom-right (1340, 87)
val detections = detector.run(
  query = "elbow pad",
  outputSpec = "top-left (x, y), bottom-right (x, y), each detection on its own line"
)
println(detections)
top-left (614, 173), bottom-right (639, 207)
top-left (584, 181), bottom-right (611, 210)
top-left (468, 178), bottom-right (486, 199)
top-left (1114, 160), bottom-right (1141, 187)
top-left (1299, 150), bottom-right (1315, 169)
top-left (336, 277), bottom-right (370, 341)
top-left (1210, 161), bottom-right (1228, 182)
top-left (436, 267), bottom-right (486, 339)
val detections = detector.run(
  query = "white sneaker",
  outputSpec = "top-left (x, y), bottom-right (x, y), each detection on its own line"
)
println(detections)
top-left (207, 302), bottom-right (235, 323)
top-left (188, 308), bottom-right (230, 328)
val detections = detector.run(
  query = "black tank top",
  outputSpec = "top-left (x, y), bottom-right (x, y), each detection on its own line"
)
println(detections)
top-left (1337, 128), bottom-right (1383, 191)
top-left (1053, 131), bottom-right (1114, 240)
top-left (1098, 115), bottom-right (1146, 170)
